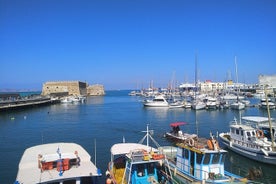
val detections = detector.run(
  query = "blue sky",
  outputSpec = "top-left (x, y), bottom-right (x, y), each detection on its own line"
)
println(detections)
top-left (1, 0), bottom-right (275, 90)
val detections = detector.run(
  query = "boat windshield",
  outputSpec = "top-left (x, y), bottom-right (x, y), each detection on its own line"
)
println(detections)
top-left (203, 154), bottom-right (211, 165)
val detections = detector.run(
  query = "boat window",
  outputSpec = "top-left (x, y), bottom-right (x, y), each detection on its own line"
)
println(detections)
top-left (203, 154), bottom-right (211, 164)
top-left (241, 130), bottom-right (244, 136)
top-left (137, 164), bottom-right (145, 177)
top-left (196, 153), bottom-right (203, 164)
top-left (80, 177), bottom-right (97, 184)
top-left (183, 149), bottom-right (189, 159)
top-left (246, 132), bottom-right (251, 137)
top-left (146, 163), bottom-right (155, 175)
top-left (252, 131), bottom-right (255, 136)
top-left (63, 180), bottom-right (76, 184)
top-left (212, 154), bottom-right (220, 164)
top-left (236, 129), bottom-right (239, 135)
top-left (221, 153), bottom-right (226, 164)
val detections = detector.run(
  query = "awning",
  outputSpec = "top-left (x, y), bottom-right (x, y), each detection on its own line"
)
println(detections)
top-left (170, 122), bottom-right (187, 127)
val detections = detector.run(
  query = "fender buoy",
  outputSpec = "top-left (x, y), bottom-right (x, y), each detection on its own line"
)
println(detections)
top-left (188, 138), bottom-right (195, 147)
top-left (207, 139), bottom-right (220, 150)
top-left (207, 139), bottom-right (214, 150)
top-left (256, 130), bottom-right (264, 138)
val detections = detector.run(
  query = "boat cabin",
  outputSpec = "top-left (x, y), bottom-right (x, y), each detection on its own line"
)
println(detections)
top-left (109, 143), bottom-right (172, 184)
top-left (175, 143), bottom-right (229, 181)
top-left (229, 124), bottom-right (259, 142)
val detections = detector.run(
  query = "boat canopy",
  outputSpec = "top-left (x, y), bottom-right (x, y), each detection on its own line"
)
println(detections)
top-left (170, 122), bottom-right (187, 127)
top-left (242, 116), bottom-right (274, 123)
top-left (110, 143), bottom-right (158, 156)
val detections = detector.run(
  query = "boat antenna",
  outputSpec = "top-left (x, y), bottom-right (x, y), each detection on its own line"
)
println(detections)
top-left (265, 87), bottom-right (275, 150)
top-left (139, 124), bottom-right (160, 148)
top-left (94, 138), bottom-right (97, 167)
top-left (41, 131), bottom-right (44, 144)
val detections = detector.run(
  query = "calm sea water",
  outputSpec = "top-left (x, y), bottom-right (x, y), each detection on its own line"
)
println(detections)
top-left (0, 90), bottom-right (275, 184)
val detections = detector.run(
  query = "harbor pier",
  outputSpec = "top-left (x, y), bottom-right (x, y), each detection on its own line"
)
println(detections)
top-left (0, 96), bottom-right (59, 111)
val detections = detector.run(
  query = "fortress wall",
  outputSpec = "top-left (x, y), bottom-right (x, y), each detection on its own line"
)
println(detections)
top-left (87, 84), bottom-right (105, 96)
top-left (41, 81), bottom-right (105, 96)
top-left (41, 81), bottom-right (87, 96)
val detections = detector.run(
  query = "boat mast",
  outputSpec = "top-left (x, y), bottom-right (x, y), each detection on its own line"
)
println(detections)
top-left (265, 87), bottom-right (275, 150)
top-left (234, 56), bottom-right (240, 100)
top-left (195, 52), bottom-right (199, 136)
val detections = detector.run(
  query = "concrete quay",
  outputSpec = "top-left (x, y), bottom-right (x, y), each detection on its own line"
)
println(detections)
top-left (0, 97), bottom-right (60, 111)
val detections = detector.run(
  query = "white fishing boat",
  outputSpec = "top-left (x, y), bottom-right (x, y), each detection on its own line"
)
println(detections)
top-left (106, 125), bottom-right (174, 184)
top-left (143, 95), bottom-right (169, 107)
top-left (160, 134), bottom-right (251, 183)
top-left (15, 142), bottom-right (102, 184)
top-left (165, 122), bottom-right (197, 142)
top-left (219, 117), bottom-right (276, 165)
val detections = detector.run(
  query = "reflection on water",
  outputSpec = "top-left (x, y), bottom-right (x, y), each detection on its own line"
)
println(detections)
top-left (143, 107), bottom-right (170, 119)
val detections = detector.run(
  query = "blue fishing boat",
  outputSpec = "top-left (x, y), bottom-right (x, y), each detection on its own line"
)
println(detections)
top-left (160, 134), bottom-right (252, 183)
top-left (106, 125), bottom-right (174, 184)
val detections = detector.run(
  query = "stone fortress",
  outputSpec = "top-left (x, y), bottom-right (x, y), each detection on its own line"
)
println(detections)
top-left (41, 81), bottom-right (105, 97)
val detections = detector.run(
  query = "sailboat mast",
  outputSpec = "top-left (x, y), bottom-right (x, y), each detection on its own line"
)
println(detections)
top-left (235, 56), bottom-right (239, 84)
top-left (195, 52), bottom-right (199, 136)
top-left (265, 87), bottom-right (275, 150)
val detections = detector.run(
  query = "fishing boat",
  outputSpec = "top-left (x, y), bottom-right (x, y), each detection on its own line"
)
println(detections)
top-left (219, 116), bottom-right (276, 165)
top-left (160, 134), bottom-right (250, 183)
top-left (165, 122), bottom-right (197, 142)
top-left (15, 142), bottom-right (102, 184)
top-left (106, 125), bottom-right (173, 184)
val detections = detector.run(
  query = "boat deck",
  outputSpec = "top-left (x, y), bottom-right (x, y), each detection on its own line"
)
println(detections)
top-left (16, 143), bottom-right (101, 184)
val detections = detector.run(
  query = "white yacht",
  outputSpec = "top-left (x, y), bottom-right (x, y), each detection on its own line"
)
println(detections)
top-left (260, 98), bottom-right (275, 110)
top-left (143, 95), bottom-right (169, 107)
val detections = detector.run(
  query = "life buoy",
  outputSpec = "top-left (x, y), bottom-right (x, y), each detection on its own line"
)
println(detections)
top-left (256, 130), bottom-right (264, 138)
top-left (188, 138), bottom-right (195, 147)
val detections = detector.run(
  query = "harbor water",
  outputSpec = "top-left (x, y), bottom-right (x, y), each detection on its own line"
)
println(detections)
top-left (0, 90), bottom-right (275, 184)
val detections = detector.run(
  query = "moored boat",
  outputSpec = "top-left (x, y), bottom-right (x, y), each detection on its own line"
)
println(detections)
top-left (15, 142), bottom-right (102, 184)
top-left (165, 122), bottom-right (197, 142)
top-left (160, 134), bottom-right (251, 183)
top-left (143, 95), bottom-right (169, 107)
top-left (219, 117), bottom-right (276, 165)
top-left (106, 125), bottom-right (174, 184)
